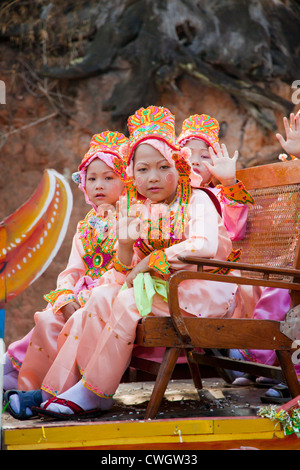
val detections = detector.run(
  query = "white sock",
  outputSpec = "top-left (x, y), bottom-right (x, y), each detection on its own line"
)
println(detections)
top-left (40, 380), bottom-right (114, 415)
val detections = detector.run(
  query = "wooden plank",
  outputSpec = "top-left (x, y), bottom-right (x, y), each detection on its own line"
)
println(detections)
top-left (137, 317), bottom-right (292, 349)
top-left (3, 416), bottom-right (286, 450)
top-left (177, 256), bottom-right (300, 277)
top-left (3, 418), bottom-right (213, 450)
top-left (236, 159), bottom-right (300, 190)
top-left (190, 353), bottom-right (284, 381)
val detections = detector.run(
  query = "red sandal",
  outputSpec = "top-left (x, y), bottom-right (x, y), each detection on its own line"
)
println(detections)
top-left (32, 397), bottom-right (104, 420)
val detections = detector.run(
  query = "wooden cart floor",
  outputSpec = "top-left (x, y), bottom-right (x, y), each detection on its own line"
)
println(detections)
top-left (2, 378), bottom-right (300, 450)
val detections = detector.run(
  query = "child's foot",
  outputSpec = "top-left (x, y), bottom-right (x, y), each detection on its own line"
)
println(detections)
top-left (260, 383), bottom-right (292, 404)
top-left (232, 373), bottom-right (256, 386)
top-left (39, 380), bottom-right (113, 416)
top-left (5, 389), bottom-right (48, 420)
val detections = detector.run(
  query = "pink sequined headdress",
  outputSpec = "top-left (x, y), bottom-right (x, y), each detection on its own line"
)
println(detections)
top-left (177, 114), bottom-right (219, 150)
top-left (72, 131), bottom-right (128, 209)
top-left (177, 114), bottom-right (220, 187)
top-left (127, 105), bottom-right (179, 160)
top-left (121, 105), bottom-right (191, 178)
top-left (120, 106), bottom-right (191, 229)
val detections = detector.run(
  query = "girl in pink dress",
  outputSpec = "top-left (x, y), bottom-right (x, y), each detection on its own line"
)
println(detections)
top-left (177, 114), bottom-right (254, 242)
top-left (32, 106), bottom-right (240, 419)
top-left (130, 114), bottom-right (254, 371)
top-left (177, 114), bottom-right (295, 394)
top-left (4, 131), bottom-right (127, 418)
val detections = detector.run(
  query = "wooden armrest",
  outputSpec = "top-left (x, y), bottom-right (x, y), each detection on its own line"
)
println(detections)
top-left (167, 268), bottom-right (300, 345)
top-left (178, 255), bottom-right (300, 277)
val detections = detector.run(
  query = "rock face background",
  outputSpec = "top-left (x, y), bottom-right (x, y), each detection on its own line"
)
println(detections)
top-left (1, 0), bottom-right (300, 345)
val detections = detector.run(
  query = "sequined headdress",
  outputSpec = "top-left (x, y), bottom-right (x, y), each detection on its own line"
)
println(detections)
top-left (121, 106), bottom-right (192, 244)
top-left (177, 114), bottom-right (219, 150)
top-left (126, 106), bottom-right (180, 165)
top-left (72, 131), bottom-right (128, 208)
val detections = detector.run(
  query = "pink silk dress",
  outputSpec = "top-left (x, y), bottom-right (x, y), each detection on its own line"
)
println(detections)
top-left (209, 185), bottom-right (248, 242)
top-left (14, 209), bottom-right (118, 391)
top-left (41, 188), bottom-right (239, 398)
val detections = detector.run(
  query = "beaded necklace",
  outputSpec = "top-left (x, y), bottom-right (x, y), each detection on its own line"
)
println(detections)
top-left (126, 150), bottom-right (191, 256)
top-left (78, 209), bottom-right (117, 278)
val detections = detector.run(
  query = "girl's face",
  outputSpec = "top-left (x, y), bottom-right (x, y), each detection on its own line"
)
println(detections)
top-left (85, 158), bottom-right (124, 209)
top-left (133, 144), bottom-right (179, 204)
top-left (185, 139), bottom-right (213, 185)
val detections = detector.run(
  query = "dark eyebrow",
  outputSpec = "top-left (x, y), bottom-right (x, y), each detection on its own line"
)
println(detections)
top-left (87, 170), bottom-right (115, 176)
top-left (135, 161), bottom-right (150, 167)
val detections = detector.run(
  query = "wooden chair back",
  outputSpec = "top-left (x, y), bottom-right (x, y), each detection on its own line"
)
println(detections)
top-left (234, 160), bottom-right (300, 270)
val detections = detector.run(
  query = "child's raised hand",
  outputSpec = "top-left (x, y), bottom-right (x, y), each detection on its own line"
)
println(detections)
top-left (276, 113), bottom-right (300, 159)
top-left (116, 196), bottom-right (142, 246)
top-left (61, 301), bottom-right (81, 322)
top-left (203, 143), bottom-right (238, 187)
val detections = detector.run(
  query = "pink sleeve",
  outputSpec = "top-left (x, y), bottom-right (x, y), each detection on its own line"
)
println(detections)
top-left (56, 232), bottom-right (86, 290)
top-left (163, 191), bottom-right (222, 271)
top-left (213, 182), bottom-right (254, 241)
top-left (220, 202), bottom-right (248, 241)
top-left (44, 231), bottom-right (86, 313)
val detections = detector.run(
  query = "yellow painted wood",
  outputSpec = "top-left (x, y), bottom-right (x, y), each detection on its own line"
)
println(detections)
top-left (3, 416), bottom-right (286, 450)
top-left (4, 430), bottom-right (286, 451)
top-left (213, 417), bottom-right (282, 434)
top-left (3, 418), bottom-right (213, 448)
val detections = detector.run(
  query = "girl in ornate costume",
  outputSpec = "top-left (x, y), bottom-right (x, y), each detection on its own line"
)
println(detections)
top-left (176, 114), bottom-right (294, 391)
top-left (4, 131), bottom-right (127, 418)
top-left (177, 114), bottom-right (254, 242)
top-left (30, 106), bottom-right (240, 419)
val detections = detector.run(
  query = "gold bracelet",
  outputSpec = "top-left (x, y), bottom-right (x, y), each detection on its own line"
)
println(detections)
top-left (113, 254), bottom-right (133, 274)
top-left (148, 250), bottom-right (170, 276)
